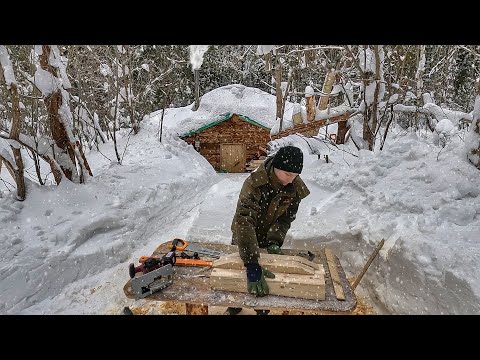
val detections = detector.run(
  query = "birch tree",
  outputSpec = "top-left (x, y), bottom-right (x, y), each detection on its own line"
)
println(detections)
top-left (466, 79), bottom-right (480, 169)
top-left (346, 45), bottom-right (385, 150)
top-left (35, 45), bottom-right (92, 183)
top-left (0, 45), bottom-right (25, 200)
top-left (189, 45), bottom-right (209, 111)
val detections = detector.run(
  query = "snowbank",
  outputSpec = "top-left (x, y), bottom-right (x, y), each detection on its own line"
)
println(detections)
top-left (294, 132), bottom-right (480, 314)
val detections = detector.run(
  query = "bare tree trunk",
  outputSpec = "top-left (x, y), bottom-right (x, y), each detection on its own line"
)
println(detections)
top-left (274, 57), bottom-right (283, 131)
top-left (470, 117), bottom-right (480, 169)
top-left (121, 46), bottom-right (138, 134)
top-left (28, 147), bottom-right (44, 185)
top-left (467, 80), bottom-right (480, 169)
top-left (280, 74), bottom-right (292, 128)
top-left (0, 46), bottom-right (25, 200)
top-left (107, 52), bottom-right (122, 163)
top-left (415, 45), bottom-right (426, 100)
top-left (264, 52), bottom-right (272, 72)
top-left (8, 81), bottom-right (26, 200)
top-left (40, 46), bottom-right (76, 180)
top-left (39, 45), bottom-right (94, 182)
top-left (360, 46), bottom-right (382, 151)
top-left (110, 90), bottom-right (121, 163)
top-left (414, 45), bottom-right (426, 129)
top-left (304, 49), bottom-right (315, 68)
top-left (369, 45), bottom-right (382, 150)
top-left (363, 107), bottom-right (372, 149)
top-left (380, 106), bottom-right (394, 151)
top-left (158, 93), bottom-right (169, 143)
top-left (306, 94), bottom-right (316, 122)
top-left (193, 69), bottom-right (200, 111)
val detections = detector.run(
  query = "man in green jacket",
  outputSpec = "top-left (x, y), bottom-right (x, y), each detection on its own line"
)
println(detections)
top-left (227, 145), bottom-right (310, 314)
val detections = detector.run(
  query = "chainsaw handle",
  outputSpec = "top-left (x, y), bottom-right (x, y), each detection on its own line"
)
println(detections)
top-left (139, 255), bottom-right (211, 267)
top-left (171, 238), bottom-right (188, 251)
top-left (139, 256), bottom-right (153, 263)
top-left (129, 263), bottom-right (136, 278)
top-left (175, 258), bottom-right (213, 267)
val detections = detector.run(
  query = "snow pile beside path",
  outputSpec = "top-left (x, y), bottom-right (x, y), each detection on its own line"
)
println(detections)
top-left (299, 133), bottom-right (480, 314)
top-left (0, 117), bottom-right (217, 314)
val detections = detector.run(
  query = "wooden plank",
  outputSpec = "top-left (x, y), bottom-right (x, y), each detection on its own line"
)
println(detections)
top-left (213, 252), bottom-right (323, 275)
top-left (246, 159), bottom-right (264, 170)
top-left (249, 160), bottom-right (264, 165)
top-left (210, 268), bottom-right (325, 301)
top-left (124, 241), bottom-right (357, 313)
top-left (292, 112), bottom-right (303, 125)
top-left (324, 248), bottom-right (345, 301)
top-left (215, 252), bottom-right (321, 271)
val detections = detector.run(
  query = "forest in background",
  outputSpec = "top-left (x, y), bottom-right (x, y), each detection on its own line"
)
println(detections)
top-left (1, 45), bottom-right (479, 201)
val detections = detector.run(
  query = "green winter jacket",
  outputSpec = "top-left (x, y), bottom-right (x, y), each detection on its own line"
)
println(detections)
top-left (231, 156), bottom-right (310, 265)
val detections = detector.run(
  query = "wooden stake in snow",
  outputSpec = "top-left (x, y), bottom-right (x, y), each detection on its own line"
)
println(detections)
top-left (351, 238), bottom-right (385, 291)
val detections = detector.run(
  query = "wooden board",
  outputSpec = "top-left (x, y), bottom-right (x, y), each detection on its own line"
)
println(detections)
top-left (210, 268), bottom-right (325, 300)
top-left (213, 252), bottom-right (324, 275)
top-left (292, 112), bottom-right (303, 125)
top-left (325, 248), bottom-right (345, 301)
top-left (216, 252), bottom-right (321, 270)
top-left (246, 159), bottom-right (264, 172)
top-left (123, 241), bottom-right (357, 313)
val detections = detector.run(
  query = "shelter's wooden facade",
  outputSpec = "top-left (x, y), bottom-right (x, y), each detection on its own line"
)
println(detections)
top-left (180, 113), bottom-right (271, 173)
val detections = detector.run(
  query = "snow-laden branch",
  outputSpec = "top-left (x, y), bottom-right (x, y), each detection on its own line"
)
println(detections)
top-left (0, 45), bottom-right (16, 86)
top-left (457, 45), bottom-right (480, 60)
top-left (0, 139), bottom-right (17, 170)
top-left (392, 103), bottom-right (472, 125)
top-left (285, 46), bottom-right (345, 56)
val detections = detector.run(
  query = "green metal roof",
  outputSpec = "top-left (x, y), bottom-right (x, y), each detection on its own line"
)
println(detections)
top-left (179, 113), bottom-right (270, 138)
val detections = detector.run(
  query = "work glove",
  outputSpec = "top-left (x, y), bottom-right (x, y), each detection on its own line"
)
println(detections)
top-left (267, 243), bottom-right (283, 255)
top-left (246, 263), bottom-right (275, 297)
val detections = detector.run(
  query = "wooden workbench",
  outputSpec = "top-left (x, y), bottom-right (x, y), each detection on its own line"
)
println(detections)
top-left (123, 241), bottom-right (357, 314)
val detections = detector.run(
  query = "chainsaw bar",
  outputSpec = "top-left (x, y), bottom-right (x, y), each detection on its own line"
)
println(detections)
top-left (182, 244), bottom-right (224, 259)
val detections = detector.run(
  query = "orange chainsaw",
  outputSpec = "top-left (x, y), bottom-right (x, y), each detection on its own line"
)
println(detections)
top-left (138, 254), bottom-right (213, 268)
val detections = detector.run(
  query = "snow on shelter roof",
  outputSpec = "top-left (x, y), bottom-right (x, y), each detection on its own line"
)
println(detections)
top-left (157, 84), bottom-right (295, 137)
top-left (180, 113), bottom-right (270, 137)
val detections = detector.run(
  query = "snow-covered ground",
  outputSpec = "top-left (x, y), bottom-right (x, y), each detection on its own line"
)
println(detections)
top-left (1, 99), bottom-right (479, 315)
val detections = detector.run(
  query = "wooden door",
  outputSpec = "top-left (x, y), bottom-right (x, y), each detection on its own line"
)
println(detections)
top-left (220, 143), bottom-right (246, 173)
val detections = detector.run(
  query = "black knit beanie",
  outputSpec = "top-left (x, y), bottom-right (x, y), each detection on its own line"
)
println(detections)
top-left (272, 146), bottom-right (303, 174)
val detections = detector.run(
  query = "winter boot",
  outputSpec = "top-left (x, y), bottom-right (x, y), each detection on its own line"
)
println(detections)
top-left (224, 307), bottom-right (242, 315)
top-left (255, 309), bottom-right (270, 315)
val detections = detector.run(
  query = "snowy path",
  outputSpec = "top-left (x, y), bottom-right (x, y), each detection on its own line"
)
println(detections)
top-left (16, 172), bottom-right (347, 315)
top-left (17, 175), bottom-right (216, 315)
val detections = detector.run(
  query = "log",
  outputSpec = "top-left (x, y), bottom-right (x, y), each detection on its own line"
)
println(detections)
top-left (213, 252), bottom-right (323, 274)
top-left (324, 248), bottom-right (345, 300)
top-left (318, 69), bottom-right (336, 110)
top-left (210, 268), bottom-right (325, 300)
